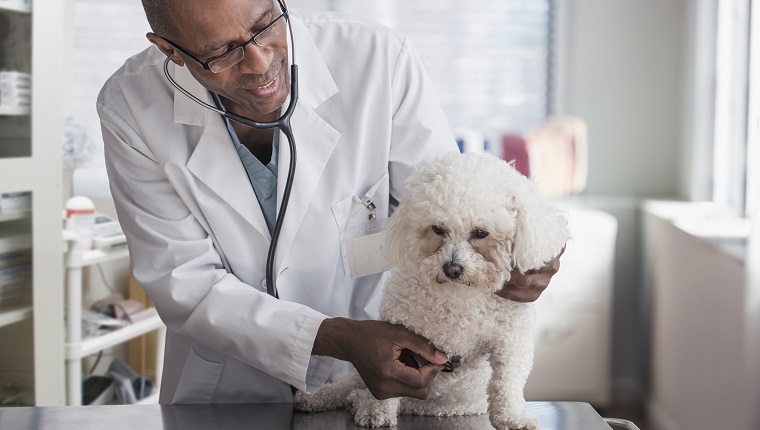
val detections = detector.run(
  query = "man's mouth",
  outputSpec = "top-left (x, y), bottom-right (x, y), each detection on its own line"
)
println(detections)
top-left (248, 75), bottom-right (280, 97)
top-left (257, 77), bottom-right (276, 89)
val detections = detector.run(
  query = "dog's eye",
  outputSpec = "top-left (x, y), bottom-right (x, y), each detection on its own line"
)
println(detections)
top-left (471, 229), bottom-right (489, 239)
top-left (431, 225), bottom-right (446, 236)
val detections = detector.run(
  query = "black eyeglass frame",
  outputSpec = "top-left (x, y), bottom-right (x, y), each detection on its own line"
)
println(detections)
top-left (159, 0), bottom-right (288, 73)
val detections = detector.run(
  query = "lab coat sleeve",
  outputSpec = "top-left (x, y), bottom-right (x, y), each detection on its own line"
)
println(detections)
top-left (387, 37), bottom-right (459, 201)
top-left (97, 100), bottom-right (327, 393)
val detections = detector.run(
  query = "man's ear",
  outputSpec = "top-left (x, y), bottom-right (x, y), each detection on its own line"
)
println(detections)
top-left (146, 32), bottom-right (185, 67)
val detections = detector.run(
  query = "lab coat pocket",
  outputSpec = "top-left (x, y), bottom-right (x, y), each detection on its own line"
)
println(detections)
top-left (171, 343), bottom-right (226, 404)
top-left (332, 173), bottom-right (391, 278)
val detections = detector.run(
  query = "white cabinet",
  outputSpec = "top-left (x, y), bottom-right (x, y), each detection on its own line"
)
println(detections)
top-left (644, 201), bottom-right (757, 430)
top-left (0, 0), bottom-right (66, 406)
top-left (525, 208), bottom-right (617, 406)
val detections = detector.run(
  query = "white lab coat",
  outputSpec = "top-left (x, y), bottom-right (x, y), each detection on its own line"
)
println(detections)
top-left (97, 10), bottom-right (457, 404)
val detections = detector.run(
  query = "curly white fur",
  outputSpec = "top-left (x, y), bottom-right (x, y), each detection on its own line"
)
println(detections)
top-left (295, 152), bottom-right (570, 429)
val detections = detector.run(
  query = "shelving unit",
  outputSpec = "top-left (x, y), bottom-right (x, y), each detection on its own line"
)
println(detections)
top-left (0, 106), bottom-right (30, 116)
top-left (0, 304), bottom-right (32, 328)
top-left (63, 232), bottom-right (165, 406)
top-left (0, 213), bottom-right (34, 402)
top-left (0, 210), bottom-right (31, 223)
top-left (0, 2), bottom-right (31, 14)
top-left (0, 0), bottom-right (66, 406)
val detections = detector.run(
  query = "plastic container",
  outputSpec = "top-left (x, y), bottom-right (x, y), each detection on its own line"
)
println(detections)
top-left (65, 196), bottom-right (96, 250)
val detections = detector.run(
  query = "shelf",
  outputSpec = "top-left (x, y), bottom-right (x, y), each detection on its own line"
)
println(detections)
top-left (0, 2), bottom-right (31, 14)
top-left (63, 240), bottom-right (130, 268)
top-left (0, 210), bottom-right (30, 223)
top-left (135, 390), bottom-right (160, 405)
top-left (0, 229), bottom-right (31, 254)
top-left (0, 106), bottom-right (31, 116)
top-left (0, 304), bottom-right (32, 328)
top-left (66, 309), bottom-right (163, 359)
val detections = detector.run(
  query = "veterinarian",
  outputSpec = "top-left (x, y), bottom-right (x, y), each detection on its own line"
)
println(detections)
top-left (97, 0), bottom-right (563, 404)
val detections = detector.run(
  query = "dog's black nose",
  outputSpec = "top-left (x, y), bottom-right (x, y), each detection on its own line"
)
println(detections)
top-left (443, 262), bottom-right (463, 279)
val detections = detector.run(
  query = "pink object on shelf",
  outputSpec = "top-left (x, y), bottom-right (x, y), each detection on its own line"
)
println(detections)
top-left (501, 134), bottom-right (530, 178)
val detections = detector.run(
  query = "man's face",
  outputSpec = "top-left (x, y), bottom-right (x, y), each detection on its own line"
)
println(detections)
top-left (169, 0), bottom-right (290, 118)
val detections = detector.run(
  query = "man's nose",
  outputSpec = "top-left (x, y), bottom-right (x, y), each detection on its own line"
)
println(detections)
top-left (237, 43), bottom-right (273, 75)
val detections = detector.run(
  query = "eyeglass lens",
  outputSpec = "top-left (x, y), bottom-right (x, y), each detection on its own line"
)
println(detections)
top-left (207, 11), bottom-right (286, 73)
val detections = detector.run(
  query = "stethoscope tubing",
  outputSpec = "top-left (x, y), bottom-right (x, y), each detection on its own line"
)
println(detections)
top-left (161, 5), bottom-right (299, 299)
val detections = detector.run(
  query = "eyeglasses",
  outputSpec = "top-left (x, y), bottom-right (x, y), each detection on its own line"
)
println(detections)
top-left (160, 1), bottom-right (288, 73)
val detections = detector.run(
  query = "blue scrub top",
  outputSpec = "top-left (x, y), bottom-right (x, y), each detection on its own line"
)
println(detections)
top-left (211, 93), bottom-right (278, 235)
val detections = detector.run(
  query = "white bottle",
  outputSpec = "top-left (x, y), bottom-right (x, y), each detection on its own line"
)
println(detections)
top-left (65, 196), bottom-right (96, 250)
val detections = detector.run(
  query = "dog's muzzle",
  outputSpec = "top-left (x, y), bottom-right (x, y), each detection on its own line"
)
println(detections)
top-left (442, 262), bottom-right (464, 280)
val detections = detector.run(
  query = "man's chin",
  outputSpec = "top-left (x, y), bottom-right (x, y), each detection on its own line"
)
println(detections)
top-left (230, 97), bottom-right (285, 120)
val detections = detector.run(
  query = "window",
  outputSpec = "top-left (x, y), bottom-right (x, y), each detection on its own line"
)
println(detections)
top-left (69, 0), bottom-right (150, 166)
top-left (70, 1), bottom-right (555, 161)
top-left (712, 0), bottom-right (750, 215)
top-left (327, 0), bottom-right (556, 134)
top-left (690, 0), bottom-right (753, 217)
top-left (747, 0), bottom-right (760, 217)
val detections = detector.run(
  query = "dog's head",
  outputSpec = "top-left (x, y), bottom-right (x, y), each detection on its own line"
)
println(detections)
top-left (385, 152), bottom-right (569, 293)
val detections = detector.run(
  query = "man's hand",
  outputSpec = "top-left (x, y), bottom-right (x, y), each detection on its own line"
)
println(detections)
top-left (313, 318), bottom-right (447, 400)
top-left (496, 247), bottom-right (565, 302)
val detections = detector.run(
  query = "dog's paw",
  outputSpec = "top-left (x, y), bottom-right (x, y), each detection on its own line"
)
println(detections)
top-left (346, 389), bottom-right (399, 428)
top-left (489, 413), bottom-right (539, 430)
top-left (292, 390), bottom-right (315, 412)
top-left (293, 390), bottom-right (333, 413)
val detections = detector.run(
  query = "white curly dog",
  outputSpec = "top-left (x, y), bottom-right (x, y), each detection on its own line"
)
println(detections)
top-left (295, 152), bottom-right (570, 429)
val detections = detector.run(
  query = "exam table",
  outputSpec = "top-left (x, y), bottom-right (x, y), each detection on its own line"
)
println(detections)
top-left (0, 402), bottom-right (639, 429)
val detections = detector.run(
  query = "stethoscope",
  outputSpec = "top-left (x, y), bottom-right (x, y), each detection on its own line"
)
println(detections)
top-left (163, 0), bottom-right (297, 299)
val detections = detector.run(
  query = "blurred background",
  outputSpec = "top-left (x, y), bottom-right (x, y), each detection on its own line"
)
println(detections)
top-left (0, 1), bottom-right (758, 429)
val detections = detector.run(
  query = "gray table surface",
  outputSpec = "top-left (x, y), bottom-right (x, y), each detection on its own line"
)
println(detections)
top-left (0, 401), bottom-right (612, 429)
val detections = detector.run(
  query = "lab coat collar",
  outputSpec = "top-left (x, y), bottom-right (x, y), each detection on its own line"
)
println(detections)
top-left (184, 15), bottom-right (341, 263)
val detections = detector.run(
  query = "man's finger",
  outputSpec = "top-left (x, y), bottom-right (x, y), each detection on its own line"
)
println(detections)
top-left (404, 368), bottom-right (440, 400)
top-left (417, 363), bottom-right (444, 382)
top-left (390, 366), bottom-right (439, 399)
top-left (399, 334), bottom-right (448, 365)
top-left (387, 360), bottom-right (429, 390)
top-left (405, 386), bottom-right (434, 400)
top-left (503, 288), bottom-right (541, 302)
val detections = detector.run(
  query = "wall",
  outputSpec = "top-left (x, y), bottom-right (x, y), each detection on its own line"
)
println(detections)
top-left (555, 0), bottom-right (690, 406)
top-left (556, 0), bottom-right (686, 197)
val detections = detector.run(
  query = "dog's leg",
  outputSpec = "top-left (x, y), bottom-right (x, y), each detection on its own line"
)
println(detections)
top-left (486, 334), bottom-right (538, 430)
top-left (346, 388), bottom-right (401, 427)
top-left (293, 371), bottom-right (365, 412)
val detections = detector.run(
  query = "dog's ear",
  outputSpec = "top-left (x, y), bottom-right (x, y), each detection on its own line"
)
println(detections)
top-left (508, 173), bottom-right (570, 273)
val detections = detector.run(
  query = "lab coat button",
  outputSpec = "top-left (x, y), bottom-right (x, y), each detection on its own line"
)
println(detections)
top-left (260, 279), bottom-right (267, 289)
